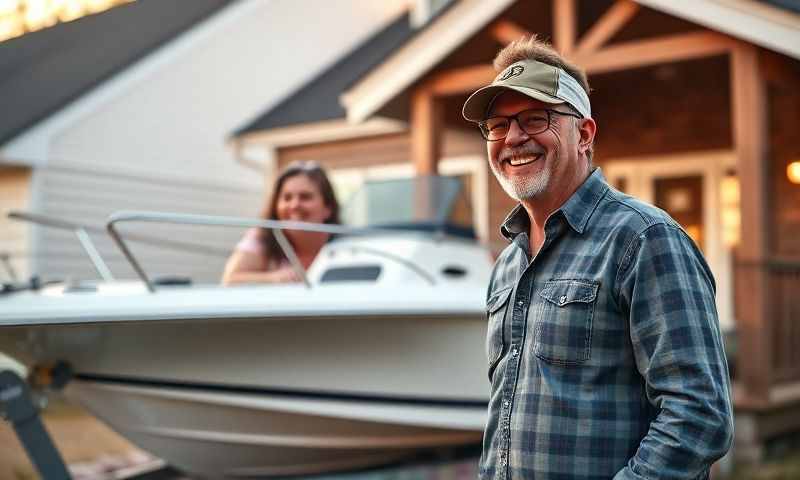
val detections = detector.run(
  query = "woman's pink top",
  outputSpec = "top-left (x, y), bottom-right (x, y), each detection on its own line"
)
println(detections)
top-left (234, 228), bottom-right (290, 270)
top-left (235, 228), bottom-right (265, 254)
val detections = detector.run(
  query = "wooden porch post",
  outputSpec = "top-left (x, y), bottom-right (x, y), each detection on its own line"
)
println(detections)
top-left (730, 42), bottom-right (772, 406)
top-left (552, 0), bottom-right (576, 55)
top-left (410, 85), bottom-right (443, 175)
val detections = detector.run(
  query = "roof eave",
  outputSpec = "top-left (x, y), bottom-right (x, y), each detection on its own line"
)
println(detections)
top-left (634, 0), bottom-right (800, 59)
top-left (341, 0), bottom-right (800, 125)
top-left (234, 117), bottom-right (408, 149)
top-left (340, 0), bottom-right (515, 124)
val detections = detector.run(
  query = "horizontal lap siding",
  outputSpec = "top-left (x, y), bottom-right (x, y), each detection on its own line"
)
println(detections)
top-left (34, 165), bottom-right (261, 283)
top-left (278, 133), bottom-right (412, 170)
top-left (278, 129), bottom-right (484, 170)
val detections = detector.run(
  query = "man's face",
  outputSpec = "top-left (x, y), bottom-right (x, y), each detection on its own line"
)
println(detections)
top-left (486, 91), bottom-right (583, 203)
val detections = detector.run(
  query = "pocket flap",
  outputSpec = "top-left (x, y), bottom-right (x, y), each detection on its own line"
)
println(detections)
top-left (486, 286), bottom-right (513, 314)
top-left (539, 280), bottom-right (599, 306)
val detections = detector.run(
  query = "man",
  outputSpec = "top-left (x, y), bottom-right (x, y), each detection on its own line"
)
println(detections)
top-left (462, 36), bottom-right (733, 479)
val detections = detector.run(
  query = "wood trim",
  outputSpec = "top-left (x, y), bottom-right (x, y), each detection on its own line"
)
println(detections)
top-left (573, 30), bottom-right (737, 74)
top-left (730, 42), bottom-right (771, 404)
top-left (552, 0), bottom-right (577, 55)
top-left (731, 43), bottom-right (768, 260)
top-left (424, 31), bottom-right (738, 96)
top-left (488, 19), bottom-right (531, 45)
top-left (426, 64), bottom-right (495, 96)
top-left (574, 0), bottom-right (639, 54)
top-left (634, 0), bottom-right (800, 61)
top-left (410, 86), bottom-right (442, 175)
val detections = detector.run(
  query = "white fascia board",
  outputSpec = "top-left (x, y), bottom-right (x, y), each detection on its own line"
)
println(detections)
top-left (0, 0), bottom-right (258, 166)
top-left (236, 117), bottom-right (408, 148)
top-left (635, 0), bottom-right (800, 60)
top-left (229, 117), bottom-right (407, 175)
top-left (341, 0), bottom-right (515, 124)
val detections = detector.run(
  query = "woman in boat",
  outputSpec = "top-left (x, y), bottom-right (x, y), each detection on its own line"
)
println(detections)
top-left (222, 161), bottom-right (340, 284)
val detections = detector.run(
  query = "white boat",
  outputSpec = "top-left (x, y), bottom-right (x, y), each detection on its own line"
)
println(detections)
top-left (0, 177), bottom-right (492, 478)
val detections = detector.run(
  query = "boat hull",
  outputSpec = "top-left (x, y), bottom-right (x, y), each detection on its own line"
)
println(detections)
top-left (68, 381), bottom-right (483, 478)
top-left (2, 312), bottom-right (489, 477)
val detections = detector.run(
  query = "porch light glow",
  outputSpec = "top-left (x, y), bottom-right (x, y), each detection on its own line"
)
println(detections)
top-left (788, 161), bottom-right (800, 185)
top-left (0, 0), bottom-right (133, 43)
top-left (720, 174), bottom-right (740, 249)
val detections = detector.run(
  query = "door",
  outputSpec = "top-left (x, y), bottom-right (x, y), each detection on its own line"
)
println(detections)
top-left (604, 152), bottom-right (737, 332)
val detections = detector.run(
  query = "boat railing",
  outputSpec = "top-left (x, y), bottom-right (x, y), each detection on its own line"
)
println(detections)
top-left (106, 210), bottom-right (421, 293)
top-left (7, 211), bottom-right (231, 283)
top-left (0, 251), bottom-right (18, 281)
top-left (9, 211), bottom-right (116, 281)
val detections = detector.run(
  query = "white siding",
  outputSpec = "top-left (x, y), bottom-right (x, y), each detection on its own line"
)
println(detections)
top-left (0, 166), bottom-right (31, 281)
top-left (33, 164), bottom-right (260, 283)
top-left (5, 0), bottom-right (409, 283)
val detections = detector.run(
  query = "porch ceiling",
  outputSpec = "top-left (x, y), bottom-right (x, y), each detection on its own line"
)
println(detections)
top-left (342, 0), bottom-right (800, 127)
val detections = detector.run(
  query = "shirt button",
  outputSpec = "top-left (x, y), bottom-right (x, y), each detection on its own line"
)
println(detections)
top-left (517, 300), bottom-right (524, 306)
top-left (503, 400), bottom-right (510, 407)
top-left (512, 348), bottom-right (519, 356)
top-left (559, 295), bottom-right (567, 305)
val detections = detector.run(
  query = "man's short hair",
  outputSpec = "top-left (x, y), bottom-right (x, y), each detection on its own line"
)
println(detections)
top-left (493, 34), bottom-right (590, 97)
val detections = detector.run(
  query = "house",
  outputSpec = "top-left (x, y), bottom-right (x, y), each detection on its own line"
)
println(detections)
top-left (0, 0), bottom-right (408, 283)
top-left (231, 0), bottom-right (800, 463)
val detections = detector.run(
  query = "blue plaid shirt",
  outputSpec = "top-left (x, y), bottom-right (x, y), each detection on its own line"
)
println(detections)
top-left (481, 169), bottom-right (733, 479)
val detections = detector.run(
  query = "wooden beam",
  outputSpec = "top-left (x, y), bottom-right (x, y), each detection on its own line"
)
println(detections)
top-left (489, 19), bottom-right (531, 45)
top-left (423, 32), bottom-right (737, 97)
top-left (552, 0), bottom-right (577, 55)
top-left (573, 30), bottom-right (737, 75)
top-left (410, 86), bottom-right (442, 175)
top-left (730, 42), bottom-right (771, 406)
top-left (426, 64), bottom-right (495, 96)
top-left (574, 0), bottom-right (639, 54)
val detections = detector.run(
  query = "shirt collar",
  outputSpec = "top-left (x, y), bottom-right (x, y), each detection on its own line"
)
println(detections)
top-left (500, 168), bottom-right (609, 241)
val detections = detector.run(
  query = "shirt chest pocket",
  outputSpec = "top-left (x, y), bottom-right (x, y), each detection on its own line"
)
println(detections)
top-left (486, 286), bottom-right (512, 379)
top-left (534, 279), bottom-right (599, 365)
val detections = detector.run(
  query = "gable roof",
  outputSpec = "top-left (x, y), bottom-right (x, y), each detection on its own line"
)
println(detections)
top-left (763, 0), bottom-right (800, 14)
top-left (0, 0), bottom-right (233, 146)
top-left (341, 0), bottom-right (800, 124)
top-left (232, 12), bottom-right (416, 137)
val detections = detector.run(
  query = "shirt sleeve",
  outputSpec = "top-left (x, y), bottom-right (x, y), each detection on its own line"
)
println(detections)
top-left (234, 228), bottom-right (265, 255)
top-left (613, 222), bottom-right (733, 480)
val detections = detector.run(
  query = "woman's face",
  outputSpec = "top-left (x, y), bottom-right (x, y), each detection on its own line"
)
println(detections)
top-left (275, 174), bottom-right (331, 224)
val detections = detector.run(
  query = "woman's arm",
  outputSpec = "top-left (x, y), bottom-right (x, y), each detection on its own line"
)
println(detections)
top-left (221, 250), bottom-right (299, 285)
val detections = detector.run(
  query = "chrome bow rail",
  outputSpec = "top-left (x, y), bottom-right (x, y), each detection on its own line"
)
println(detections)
top-left (105, 210), bottom-right (422, 293)
top-left (8, 211), bottom-right (115, 282)
top-left (7, 211), bottom-right (230, 284)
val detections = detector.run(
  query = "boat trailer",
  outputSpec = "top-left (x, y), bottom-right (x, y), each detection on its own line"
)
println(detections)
top-left (0, 360), bottom-right (71, 480)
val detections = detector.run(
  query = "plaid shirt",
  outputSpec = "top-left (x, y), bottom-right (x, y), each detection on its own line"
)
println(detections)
top-left (480, 169), bottom-right (733, 479)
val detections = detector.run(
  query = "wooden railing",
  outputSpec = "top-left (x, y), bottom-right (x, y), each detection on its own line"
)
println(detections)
top-left (768, 258), bottom-right (800, 384)
top-left (733, 256), bottom-right (800, 405)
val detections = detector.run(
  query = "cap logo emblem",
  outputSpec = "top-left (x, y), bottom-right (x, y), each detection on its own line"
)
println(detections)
top-left (498, 65), bottom-right (524, 81)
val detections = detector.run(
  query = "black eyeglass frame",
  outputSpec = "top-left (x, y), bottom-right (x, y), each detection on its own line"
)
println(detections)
top-left (478, 108), bottom-right (583, 142)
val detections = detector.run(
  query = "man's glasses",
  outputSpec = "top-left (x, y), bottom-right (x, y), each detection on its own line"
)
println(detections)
top-left (478, 108), bottom-right (582, 141)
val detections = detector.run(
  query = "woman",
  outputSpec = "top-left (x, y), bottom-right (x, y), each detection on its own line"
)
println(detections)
top-left (222, 161), bottom-right (340, 285)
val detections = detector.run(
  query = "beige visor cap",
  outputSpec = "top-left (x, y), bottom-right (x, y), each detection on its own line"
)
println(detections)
top-left (462, 59), bottom-right (591, 121)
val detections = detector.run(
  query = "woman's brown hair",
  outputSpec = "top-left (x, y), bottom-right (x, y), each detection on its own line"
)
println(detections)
top-left (259, 161), bottom-right (340, 264)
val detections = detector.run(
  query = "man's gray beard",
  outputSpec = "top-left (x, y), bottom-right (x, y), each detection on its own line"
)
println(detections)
top-left (490, 161), bottom-right (551, 202)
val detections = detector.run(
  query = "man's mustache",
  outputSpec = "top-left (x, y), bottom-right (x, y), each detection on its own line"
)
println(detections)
top-left (499, 144), bottom-right (545, 163)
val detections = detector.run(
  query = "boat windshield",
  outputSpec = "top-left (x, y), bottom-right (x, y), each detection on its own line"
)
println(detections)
top-left (341, 175), bottom-right (476, 238)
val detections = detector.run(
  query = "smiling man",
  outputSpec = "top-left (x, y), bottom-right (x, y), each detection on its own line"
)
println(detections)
top-left (462, 36), bottom-right (733, 480)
